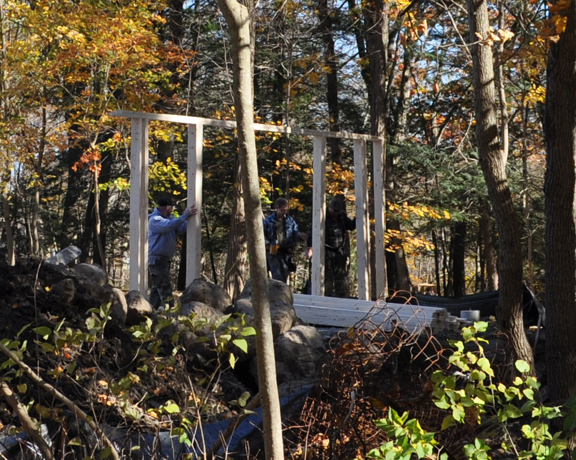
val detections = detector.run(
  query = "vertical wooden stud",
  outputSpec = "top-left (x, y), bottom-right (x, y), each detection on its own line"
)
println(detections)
top-left (354, 139), bottom-right (370, 300)
top-left (311, 135), bottom-right (327, 296)
top-left (129, 117), bottom-right (149, 292)
top-left (373, 139), bottom-right (387, 298)
top-left (187, 124), bottom-right (203, 286)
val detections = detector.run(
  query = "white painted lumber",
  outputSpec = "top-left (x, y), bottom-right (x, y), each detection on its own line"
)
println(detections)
top-left (187, 124), bottom-right (203, 286)
top-left (129, 118), bottom-right (149, 292)
top-left (110, 111), bottom-right (382, 142)
top-left (311, 135), bottom-right (327, 296)
top-left (373, 139), bottom-right (386, 297)
top-left (293, 304), bottom-right (432, 332)
top-left (293, 294), bottom-right (443, 315)
top-left (292, 294), bottom-right (444, 333)
top-left (354, 139), bottom-right (370, 300)
top-left (112, 110), bottom-right (388, 298)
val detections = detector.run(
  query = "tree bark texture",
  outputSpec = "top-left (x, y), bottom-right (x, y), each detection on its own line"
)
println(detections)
top-left (223, 157), bottom-right (248, 301)
top-left (480, 211), bottom-right (498, 291)
top-left (215, 0), bottom-right (284, 458)
top-left (1, 192), bottom-right (14, 265)
top-left (451, 222), bottom-right (467, 297)
top-left (362, 0), bottom-right (389, 139)
top-left (544, 0), bottom-right (576, 402)
top-left (318, 0), bottom-right (342, 164)
top-left (468, 0), bottom-right (534, 375)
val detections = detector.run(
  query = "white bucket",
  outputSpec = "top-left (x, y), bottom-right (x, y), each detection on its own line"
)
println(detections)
top-left (461, 310), bottom-right (481, 322)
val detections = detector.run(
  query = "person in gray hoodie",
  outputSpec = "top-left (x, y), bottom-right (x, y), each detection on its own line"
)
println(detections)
top-left (148, 197), bottom-right (198, 309)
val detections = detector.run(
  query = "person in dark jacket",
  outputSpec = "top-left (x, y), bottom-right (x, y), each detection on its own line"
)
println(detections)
top-left (306, 197), bottom-right (356, 297)
top-left (263, 198), bottom-right (307, 283)
top-left (148, 197), bottom-right (198, 309)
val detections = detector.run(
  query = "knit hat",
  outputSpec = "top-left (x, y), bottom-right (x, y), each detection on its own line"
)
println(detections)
top-left (157, 197), bottom-right (174, 207)
top-left (329, 197), bottom-right (344, 212)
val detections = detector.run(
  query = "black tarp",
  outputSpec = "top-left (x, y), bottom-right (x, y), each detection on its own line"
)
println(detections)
top-left (389, 285), bottom-right (543, 326)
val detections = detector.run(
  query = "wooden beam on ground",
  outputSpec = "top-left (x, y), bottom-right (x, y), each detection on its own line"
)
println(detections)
top-left (129, 118), bottom-right (149, 292)
top-left (311, 135), bottom-right (327, 296)
top-left (354, 139), bottom-right (370, 300)
top-left (292, 294), bottom-right (443, 333)
top-left (187, 124), bottom-right (203, 286)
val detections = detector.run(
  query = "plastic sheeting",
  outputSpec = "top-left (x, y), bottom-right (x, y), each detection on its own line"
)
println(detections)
top-left (392, 285), bottom-right (543, 326)
top-left (0, 386), bottom-right (314, 460)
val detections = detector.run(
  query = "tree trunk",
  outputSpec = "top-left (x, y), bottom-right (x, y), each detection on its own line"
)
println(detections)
top-left (318, 0), bottom-right (342, 164)
top-left (544, 0), bottom-right (576, 402)
top-left (386, 219), bottom-right (411, 292)
top-left (216, 0), bottom-right (284, 458)
top-left (31, 105), bottom-right (47, 256)
top-left (390, 47), bottom-right (413, 144)
top-left (432, 230), bottom-right (441, 296)
top-left (223, 157), bottom-right (248, 301)
top-left (60, 141), bottom-right (87, 251)
top-left (479, 211), bottom-right (498, 291)
top-left (452, 222), bottom-right (466, 297)
top-left (362, 0), bottom-right (388, 139)
top-left (1, 192), bottom-right (14, 265)
top-left (468, 0), bottom-right (534, 375)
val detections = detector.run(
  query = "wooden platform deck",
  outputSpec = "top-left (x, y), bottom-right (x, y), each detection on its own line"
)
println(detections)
top-left (293, 294), bottom-right (452, 333)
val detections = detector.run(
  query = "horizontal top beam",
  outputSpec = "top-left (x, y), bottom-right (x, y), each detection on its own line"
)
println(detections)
top-left (110, 110), bottom-right (382, 142)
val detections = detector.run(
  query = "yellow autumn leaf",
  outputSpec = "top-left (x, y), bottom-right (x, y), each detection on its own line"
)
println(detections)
top-left (555, 16), bottom-right (567, 34)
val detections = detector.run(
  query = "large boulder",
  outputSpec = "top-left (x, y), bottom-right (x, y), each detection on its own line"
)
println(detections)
top-left (273, 325), bottom-right (326, 394)
top-left (234, 279), bottom-right (300, 338)
top-left (110, 288), bottom-right (128, 326)
top-left (180, 278), bottom-right (231, 312)
top-left (181, 300), bottom-right (224, 323)
top-left (49, 278), bottom-right (76, 305)
top-left (125, 290), bottom-right (154, 326)
top-left (73, 263), bottom-right (108, 286)
top-left (167, 300), bottom-right (229, 364)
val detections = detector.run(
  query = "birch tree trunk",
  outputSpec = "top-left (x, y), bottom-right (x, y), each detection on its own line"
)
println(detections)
top-left (544, 0), bottom-right (576, 402)
top-left (468, 0), bottom-right (534, 375)
top-left (215, 0), bottom-right (284, 457)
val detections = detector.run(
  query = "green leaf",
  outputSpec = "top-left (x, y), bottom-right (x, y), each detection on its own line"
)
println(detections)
top-left (523, 388), bottom-right (535, 400)
top-left (33, 326), bottom-right (52, 340)
top-left (416, 444), bottom-right (425, 458)
top-left (229, 353), bottom-right (237, 369)
top-left (441, 415), bottom-right (456, 430)
top-left (241, 327), bottom-right (257, 336)
top-left (434, 399), bottom-right (450, 410)
top-left (452, 405), bottom-right (465, 422)
top-left (477, 357), bottom-right (491, 373)
top-left (163, 402), bottom-right (181, 414)
top-left (232, 338), bottom-right (248, 354)
top-left (502, 403), bottom-right (523, 419)
top-left (98, 446), bottom-right (112, 459)
top-left (17, 323), bottom-right (32, 337)
top-left (35, 341), bottom-right (55, 353)
top-left (238, 391), bottom-right (251, 407)
top-left (515, 360), bottom-right (531, 374)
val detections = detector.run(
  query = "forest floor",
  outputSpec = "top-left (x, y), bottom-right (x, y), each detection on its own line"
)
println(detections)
top-left (0, 255), bottom-right (547, 460)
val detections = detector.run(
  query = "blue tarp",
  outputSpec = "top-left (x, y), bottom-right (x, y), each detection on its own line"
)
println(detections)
top-left (0, 385), bottom-right (314, 459)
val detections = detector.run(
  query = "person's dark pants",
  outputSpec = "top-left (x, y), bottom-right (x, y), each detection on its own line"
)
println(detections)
top-left (267, 251), bottom-right (291, 283)
top-left (148, 258), bottom-right (174, 309)
top-left (325, 254), bottom-right (350, 298)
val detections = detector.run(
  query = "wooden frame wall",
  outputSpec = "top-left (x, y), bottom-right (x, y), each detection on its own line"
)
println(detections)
top-left (111, 110), bottom-right (387, 299)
